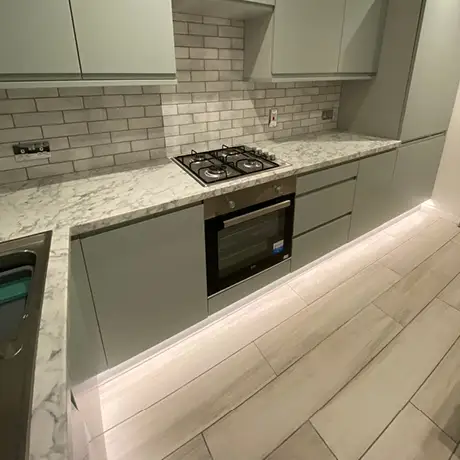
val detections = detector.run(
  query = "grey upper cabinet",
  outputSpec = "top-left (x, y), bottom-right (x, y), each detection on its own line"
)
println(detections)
top-left (70, 0), bottom-right (176, 79)
top-left (272, 0), bottom-right (345, 75)
top-left (349, 150), bottom-right (397, 240)
top-left (68, 240), bottom-right (107, 386)
top-left (0, 0), bottom-right (80, 80)
top-left (338, 0), bottom-right (387, 74)
top-left (339, 0), bottom-right (460, 142)
top-left (393, 135), bottom-right (445, 213)
top-left (400, 0), bottom-right (460, 141)
top-left (245, 0), bottom-right (387, 81)
top-left (81, 205), bottom-right (208, 368)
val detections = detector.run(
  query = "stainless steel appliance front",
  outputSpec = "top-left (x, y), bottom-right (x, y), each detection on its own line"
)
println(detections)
top-left (204, 178), bottom-right (296, 296)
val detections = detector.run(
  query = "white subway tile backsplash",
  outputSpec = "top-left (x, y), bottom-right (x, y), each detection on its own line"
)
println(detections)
top-left (0, 99), bottom-right (36, 114)
top-left (218, 26), bottom-right (244, 38)
top-left (50, 147), bottom-right (92, 163)
top-left (0, 115), bottom-right (14, 129)
top-left (106, 107), bottom-right (144, 120)
top-left (0, 126), bottom-right (42, 143)
top-left (189, 23), bottom-right (218, 36)
top-left (59, 87), bottom-right (103, 97)
top-left (131, 138), bottom-right (165, 151)
top-left (37, 97), bottom-right (82, 111)
top-left (204, 37), bottom-right (232, 48)
top-left (27, 162), bottom-right (74, 178)
top-left (177, 59), bottom-right (205, 71)
top-left (42, 123), bottom-right (88, 138)
top-left (177, 102), bottom-right (206, 114)
top-left (127, 117), bottom-right (163, 129)
top-left (69, 133), bottom-right (111, 148)
top-left (0, 13), bottom-right (339, 184)
top-left (111, 129), bottom-right (147, 143)
top-left (8, 88), bottom-right (58, 99)
top-left (190, 48), bottom-right (218, 59)
top-left (115, 150), bottom-right (150, 165)
top-left (84, 96), bottom-right (124, 109)
top-left (88, 119), bottom-right (128, 133)
top-left (93, 142), bottom-right (131, 157)
top-left (64, 109), bottom-right (107, 123)
top-left (74, 156), bottom-right (114, 172)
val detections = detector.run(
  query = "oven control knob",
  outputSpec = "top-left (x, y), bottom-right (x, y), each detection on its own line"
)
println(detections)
top-left (228, 200), bottom-right (236, 209)
top-left (274, 185), bottom-right (282, 195)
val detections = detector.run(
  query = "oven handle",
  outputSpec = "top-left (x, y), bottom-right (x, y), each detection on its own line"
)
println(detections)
top-left (223, 200), bottom-right (291, 228)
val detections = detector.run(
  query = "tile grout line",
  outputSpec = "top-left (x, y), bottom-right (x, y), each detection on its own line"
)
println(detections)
top-left (310, 421), bottom-right (340, 460)
top-left (253, 341), bottom-right (277, 376)
top-left (410, 401), bottom-right (458, 444)
top-left (201, 433), bottom-right (215, 460)
top-left (354, 332), bottom-right (460, 460)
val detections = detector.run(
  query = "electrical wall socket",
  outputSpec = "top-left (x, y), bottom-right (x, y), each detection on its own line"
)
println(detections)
top-left (13, 141), bottom-right (51, 161)
top-left (321, 109), bottom-right (334, 120)
top-left (268, 108), bottom-right (278, 127)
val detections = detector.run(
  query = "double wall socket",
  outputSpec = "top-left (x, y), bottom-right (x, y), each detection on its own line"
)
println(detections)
top-left (13, 141), bottom-right (51, 161)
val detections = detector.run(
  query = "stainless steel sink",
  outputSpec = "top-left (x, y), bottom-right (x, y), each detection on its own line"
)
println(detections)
top-left (0, 232), bottom-right (51, 460)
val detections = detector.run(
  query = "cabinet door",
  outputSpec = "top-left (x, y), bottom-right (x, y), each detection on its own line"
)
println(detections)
top-left (272, 0), bottom-right (345, 75)
top-left (401, 0), bottom-right (460, 141)
top-left (0, 0), bottom-right (80, 78)
top-left (338, 0), bottom-right (387, 74)
top-left (81, 205), bottom-right (208, 368)
top-left (70, 0), bottom-right (176, 78)
top-left (393, 135), bottom-right (445, 213)
top-left (349, 150), bottom-right (397, 240)
top-left (69, 240), bottom-right (107, 386)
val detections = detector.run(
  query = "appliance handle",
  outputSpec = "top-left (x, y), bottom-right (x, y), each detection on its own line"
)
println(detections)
top-left (223, 200), bottom-right (291, 228)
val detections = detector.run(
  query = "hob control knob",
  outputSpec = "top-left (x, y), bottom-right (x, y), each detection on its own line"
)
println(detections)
top-left (269, 153), bottom-right (276, 161)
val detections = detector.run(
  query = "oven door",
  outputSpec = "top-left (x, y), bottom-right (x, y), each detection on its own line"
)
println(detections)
top-left (205, 194), bottom-right (295, 296)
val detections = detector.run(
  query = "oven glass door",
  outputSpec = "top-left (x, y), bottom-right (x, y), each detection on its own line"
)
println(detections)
top-left (205, 194), bottom-right (295, 296)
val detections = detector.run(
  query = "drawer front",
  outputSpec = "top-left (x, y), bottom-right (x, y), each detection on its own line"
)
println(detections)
top-left (296, 161), bottom-right (359, 195)
top-left (292, 215), bottom-right (351, 272)
top-left (294, 179), bottom-right (356, 236)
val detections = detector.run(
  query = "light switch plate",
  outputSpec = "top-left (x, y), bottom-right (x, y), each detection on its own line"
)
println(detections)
top-left (268, 108), bottom-right (278, 127)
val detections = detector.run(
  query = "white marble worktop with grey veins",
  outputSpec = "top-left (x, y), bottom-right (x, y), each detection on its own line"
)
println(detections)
top-left (0, 131), bottom-right (400, 459)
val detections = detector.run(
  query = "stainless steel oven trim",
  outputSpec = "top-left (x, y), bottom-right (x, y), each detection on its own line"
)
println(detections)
top-left (223, 200), bottom-right (291, 228)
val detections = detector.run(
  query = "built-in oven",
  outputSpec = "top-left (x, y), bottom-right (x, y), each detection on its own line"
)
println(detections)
top-left (204, 177), bottom-right (296, 296)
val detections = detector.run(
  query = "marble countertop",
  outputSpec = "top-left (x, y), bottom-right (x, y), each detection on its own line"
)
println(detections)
top-left (0, 131), bottom-right (400, 459)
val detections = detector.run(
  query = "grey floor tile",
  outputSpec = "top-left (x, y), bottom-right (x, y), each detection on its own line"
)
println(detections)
top-left (311, 299), bottom-right (460, 460)
top-left (87, 344), bottom-right (274, 460)
top-left (374, 242), bottom-right (460, 326)
top-left (256, 263), bottom-right (400, 373)
top-left (164, 436), bottom-right (212, 460)
top-left (203, 305), bottom-right (401, 460)
top-left (439, 273), bottom-right (460, 311)
top-left (380, 219), bottom-right (460, 276)
top-left (361, 404), bottom-right (455, 460)
top-left (413, 338), bottom-right (460, 442)
top-left (266, 422), bottom-right (335, 460)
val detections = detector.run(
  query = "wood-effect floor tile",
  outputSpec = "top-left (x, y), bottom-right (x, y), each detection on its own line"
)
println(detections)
top-left (87, 344), bottom-right (275, 460)
top-left (412, 338), bottom-right (460, 442)
top-left (256, 263), bottom-right (400, 373)
top-left (383, 211), bottom-right (438, 242)
top-left (288, 231), bottom-right (399, 306)
top-left (78, 285), bottom-right (303, 437)
top-left (374, 242), bottom-right (460, 326)
top-left (380, 219), bottom-right (460, 276)
top-left (311, 299), bottom-right (460, 460)
top-left (164, 436), bottom-right (212, 460)
top-left (361, 404), bottom-right (455, 460)
top-left (439, 273), bottom-right (460, 312)
top-left (266, 422), bottom-right (335, 460)
top-left (203, 305), bottom-right (401, 460)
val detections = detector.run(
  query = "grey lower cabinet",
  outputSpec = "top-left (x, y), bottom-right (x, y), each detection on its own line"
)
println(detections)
top-left (349, 150), bottom-right (398, 240)
top-left (69, 240), bottom-right (107, 386)
top-left (81, 204), bottom-right (208, 368)
top-left (393, 135), bottom-right (445, 213)
top-left (292, 215), bottom-right (351, 272)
